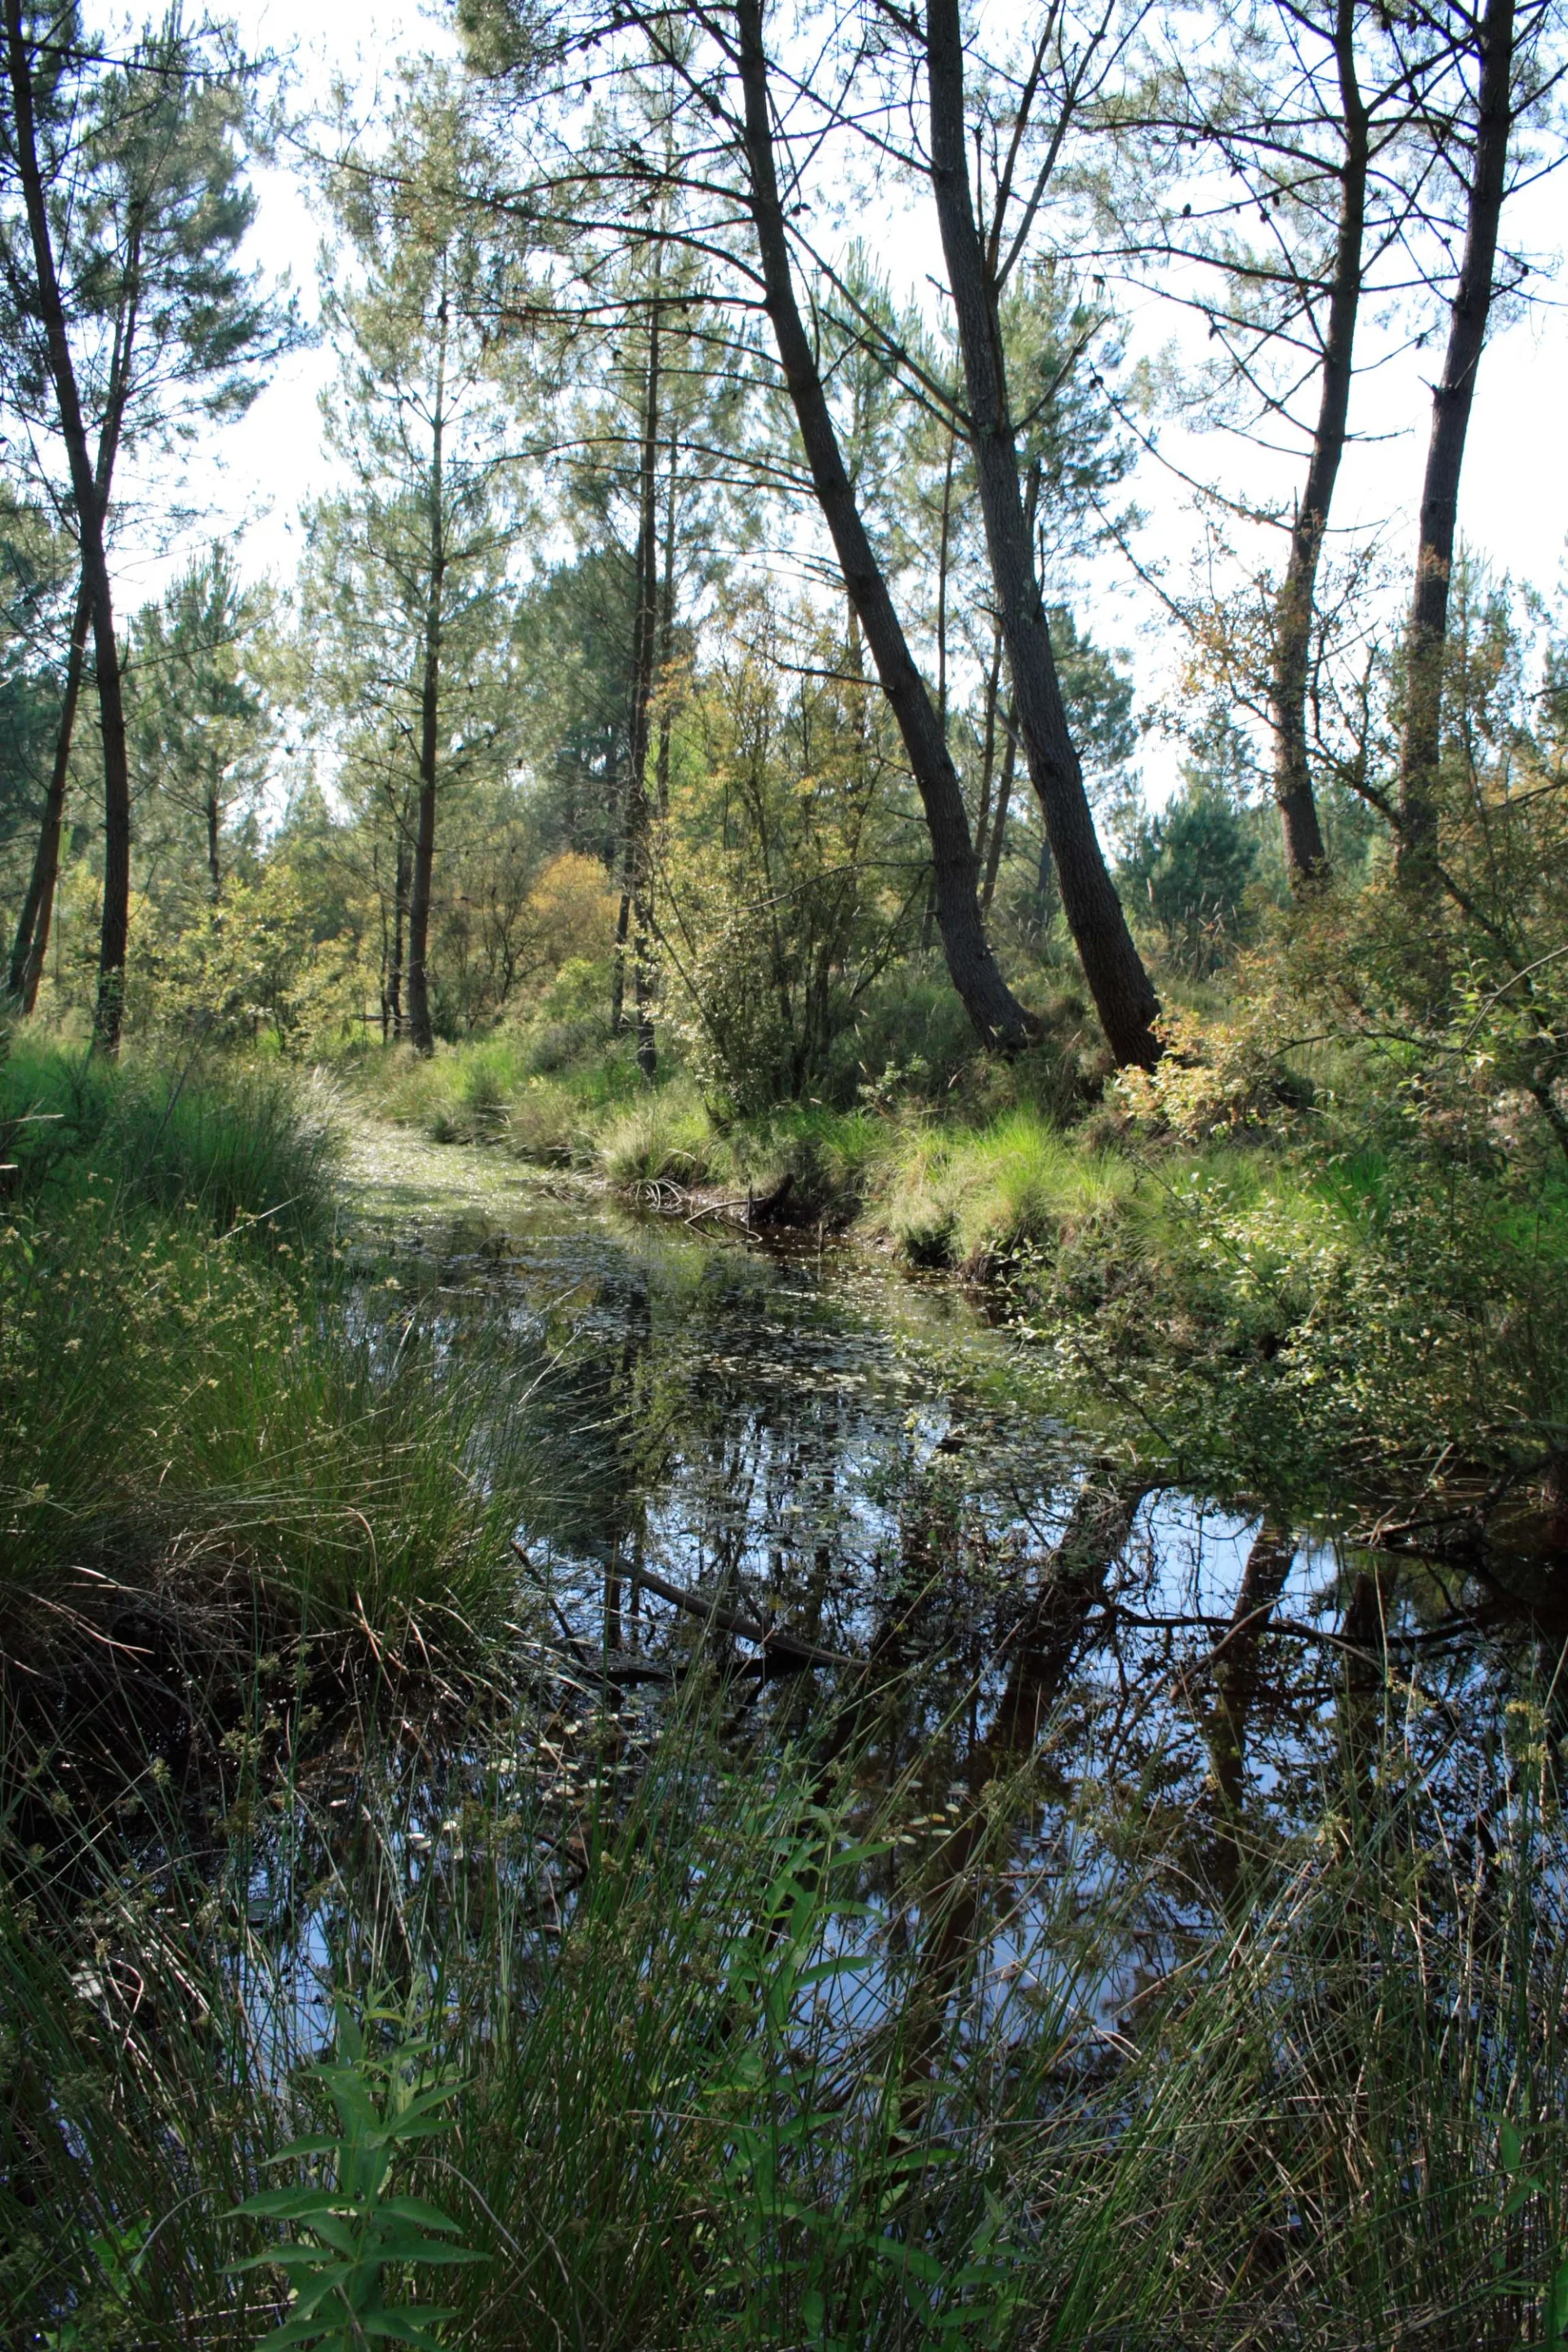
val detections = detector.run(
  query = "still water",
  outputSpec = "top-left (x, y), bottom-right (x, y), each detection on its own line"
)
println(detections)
top-left (343, 1124), bottom-right (1558, 1947)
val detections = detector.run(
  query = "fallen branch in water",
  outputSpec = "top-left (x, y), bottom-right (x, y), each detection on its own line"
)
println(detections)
top-left (509, 1539), bottom-right (852, 1670)
top-left (628, 1557), bottom-right (852, 1667)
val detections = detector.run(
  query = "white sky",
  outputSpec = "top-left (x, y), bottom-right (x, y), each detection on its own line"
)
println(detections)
top-left (127, 0), bottom-right (1568, 805)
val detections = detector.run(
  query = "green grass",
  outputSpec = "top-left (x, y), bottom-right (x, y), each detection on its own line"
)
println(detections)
top-left (362, 1031), bottom-right (647, 1160)
top-left (865, 1108), bottom-right (1134, 1269)
top-left (0, 1033), bottom-right (342, 1241)
top-left (597, 1075), bottom-right (721, 1186)
top-left (0, 1042), bottom-right (541, 1675)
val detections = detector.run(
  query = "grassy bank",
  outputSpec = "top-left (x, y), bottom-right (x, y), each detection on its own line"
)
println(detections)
top-left (0, 1040), bottom-right (541, 1686)
top-left (356, 1026), bottom-right (1568, 1531)
top-left (7, 1668), bottom-right (1566, 2349)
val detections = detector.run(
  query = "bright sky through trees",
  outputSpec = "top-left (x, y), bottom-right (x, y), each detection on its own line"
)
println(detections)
top-left (118, 0), bottom-right (1567, 809)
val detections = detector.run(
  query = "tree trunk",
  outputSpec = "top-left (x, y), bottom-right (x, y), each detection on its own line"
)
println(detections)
top-left (972, 617), bottom-right (1004, 868)
top-left (1267, 0), bottom-right (1365, 888)
top-left (1396, 0), bottom-right (1515, 889)
top-left (654, 403), bottom-right (679, 821)
top-left (206, 786), bottom-right (221, 898)
top-left (982, 697), bottom-right (1019, 919)
top-left (390, 825), bottom-right (410, 1039)
top-left (735, 0), bottom-right (1036, 1054)
top-left (610, 871), bottom-right (630, 1033)
top-left (406, 281), bottom-right (449, 1055)
top-left (623, 286), bottom-right (662, 1083)
top-left (5, 0), bottom-right (133, 1054)
top-left (925, 0), bottom-right (1160, 1067)
top-left (7, 575), bottom-right (89, 1011)
top-left (934, 426), bottom-right (956, 734)
top-left (8, 235), bottom-right (138, 1015)
top-left (1032, 831), bottom-right (1056, 942)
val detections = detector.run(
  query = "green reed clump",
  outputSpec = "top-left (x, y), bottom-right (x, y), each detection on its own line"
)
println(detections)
top-left (0, 1036), bottom-right (343, 1241)
top-left (0, 1044), bottom-right (539, 1675)
top-left (6, 1676), bottom-right (1565, 2351)
top-left (0, 1198), bottom-right (539, 1668)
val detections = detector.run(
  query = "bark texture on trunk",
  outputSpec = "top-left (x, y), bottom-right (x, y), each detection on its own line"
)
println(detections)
top-left (1396, 0), bottom-right (1515, 888)
top-left (5, 0), bottom-right (133, 1053)
top-left (1267, 0), bottom-right (1366, 888)
top-left (735, 0), bottom-right (1036, 1053)
top-left (925, 0), bottom-right (1159, 1068)
top-left (405, 287), bottom-right (448, 1056)
top-left (7, 575), bottom-right (89, 1011)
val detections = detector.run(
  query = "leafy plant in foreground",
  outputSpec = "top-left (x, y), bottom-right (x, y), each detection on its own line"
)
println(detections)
top-left (231, 1995), bottom-right (483, 2349)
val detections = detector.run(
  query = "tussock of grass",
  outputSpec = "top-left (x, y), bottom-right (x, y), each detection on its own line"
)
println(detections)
top-left (597, 1078), bottom-right (719, 1186)
top-left (0, 1045), bottom-right (532, 1674)
top-left (866, 1108), bottom-right (1133, 1269)
top-left (0, 1200), bottom-right (533, 1670)
top-left (0, 1037), bottom-right (342, 1241)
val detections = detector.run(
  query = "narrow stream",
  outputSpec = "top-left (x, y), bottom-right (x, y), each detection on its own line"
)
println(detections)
top-left (343, 1122), bottom-right (1561, 1973)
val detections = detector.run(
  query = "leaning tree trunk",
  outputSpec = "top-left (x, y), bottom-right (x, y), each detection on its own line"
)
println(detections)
top-left (5, 0), bottom-right (133, 1054)
top-left (405, 284), bottom-right (449, 1057)
top-left (1267, 0), bottom-right (1367, 888)
top-left (925, 0), bottom-right (1160, 1068)
top-left (1396, 0), bottom-right (1515, 889)
top-left (735, 0), bottom-right (1036, 1053)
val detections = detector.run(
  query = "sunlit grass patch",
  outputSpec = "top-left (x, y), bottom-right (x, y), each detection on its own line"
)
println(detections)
top-left (866, 1108), bottom-right (1133, 1270)
top-left (596, 1078), bottom-right (719, 1187)
top-left (0, 1037), bottom-right (342, 1241)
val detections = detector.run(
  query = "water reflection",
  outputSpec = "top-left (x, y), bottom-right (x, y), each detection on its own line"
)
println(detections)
top-left (354, 1178), bottom-right (1564, 1962)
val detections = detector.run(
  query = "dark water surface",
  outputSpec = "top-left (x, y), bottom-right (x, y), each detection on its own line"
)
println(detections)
top-left (344, 1125), bottom-right (1561, 1961)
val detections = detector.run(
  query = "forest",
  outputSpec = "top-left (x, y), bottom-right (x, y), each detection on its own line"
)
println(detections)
top-left (2, 0), bottom-right (1568, 2342)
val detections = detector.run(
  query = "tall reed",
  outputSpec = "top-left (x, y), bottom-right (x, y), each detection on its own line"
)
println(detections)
top-left (4, 1668), bottom-right (1561, 2350)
